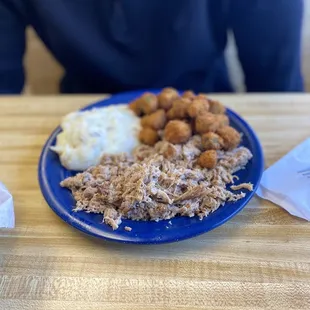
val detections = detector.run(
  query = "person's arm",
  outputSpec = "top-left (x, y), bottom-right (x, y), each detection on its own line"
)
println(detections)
top-left (0, 0), bottom-right (26, 94)
top-left (229, 0), bottom-right (304, 92)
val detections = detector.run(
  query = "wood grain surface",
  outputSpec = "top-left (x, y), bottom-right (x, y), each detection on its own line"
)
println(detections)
top-left (0, 94), bottom-right (310, 310)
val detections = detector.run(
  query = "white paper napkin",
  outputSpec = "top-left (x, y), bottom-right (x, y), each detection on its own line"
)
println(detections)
top-left (256, 138), bottom-right (310, 221)
top-left (0, 182), bottom-right (15, 228)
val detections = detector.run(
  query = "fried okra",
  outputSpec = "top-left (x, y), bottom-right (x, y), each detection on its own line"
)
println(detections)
top-left (158, 88), bottom-right (179, 110)
top-left (187, 98), bottom-right (210, 118)
top-left (197, 150), bottom-right (218, 169)
top-left (201, 132), bottom-right (224, 151)
top-left (182, 90), bottom-right (196, 100)
top-left (195, 113), bottom-right (219, 134)
top-left (217, 126), bottom-right (241, 150)
top-left (208, 99), bottom-right (226, 114)
top-left (133, 92), bottom-right (158, 115)
top-left (164, 120), bottom-right (192, 144)
top-left (166, 98), bottom-right (191, 120)
top-left (141, 109), bottom-right (167, 130)
top-left (139, 127), bottom-right (159, 146)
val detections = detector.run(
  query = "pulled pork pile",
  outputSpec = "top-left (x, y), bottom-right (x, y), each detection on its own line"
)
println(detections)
top-left (61, 136), bottom-right (253, 230)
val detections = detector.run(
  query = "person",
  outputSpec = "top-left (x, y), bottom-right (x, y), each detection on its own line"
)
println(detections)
top-left (0, 0), bottom-right (304, 94)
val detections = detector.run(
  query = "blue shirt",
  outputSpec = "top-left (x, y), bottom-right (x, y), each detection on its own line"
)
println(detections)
top-left (0, 0), bottom-right (304, 94)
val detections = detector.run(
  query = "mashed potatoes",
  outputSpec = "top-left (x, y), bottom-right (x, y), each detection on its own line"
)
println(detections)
top-left (51, 104), bottom-right (141, 171)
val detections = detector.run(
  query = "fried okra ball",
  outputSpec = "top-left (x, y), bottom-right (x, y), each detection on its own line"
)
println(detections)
top-left (217, 126), bottom-right (241, 150)
top-left (182, 90), bottom-right (196, 100)
top-left (139, 127), bottom-right (159, 146)
top-left (164, 120), bottom-right (192, 144)
top-left (196, 93), bottom-right (208, 100)
top-left (158, 88), bottom-right (179, 110)
top-left (130, 92), bottom-right (158, 116)
top-left (166, 98), bottom-right (191, 120)
top-left (197, 150), bottom-right (218, 169)
top-left (201, 132), bottom-right (224, 151)
top-left (141, 109), bottom-right (167, 130)
top-left (208, 99), bottom-right (226, 114)
top-left (215, 114), bottom-right (229, 127)
top-left (162, 87), bottom-right (178, 93)
top-left (129, 100), bottom-right (142, 116)
top-left (187, 98), bottom-right (210, 118)
top-left (195, 113), bottom-right (219, 134)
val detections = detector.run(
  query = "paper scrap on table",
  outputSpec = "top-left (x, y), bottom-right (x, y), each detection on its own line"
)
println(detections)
top-left (256, 138), bottom-right (310, 221)
top-left (0, 182), bottom-right (15, 228)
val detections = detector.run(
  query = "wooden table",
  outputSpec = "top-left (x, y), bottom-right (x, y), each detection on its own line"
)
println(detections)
top-left (0, 95), bottom-right (310, 310)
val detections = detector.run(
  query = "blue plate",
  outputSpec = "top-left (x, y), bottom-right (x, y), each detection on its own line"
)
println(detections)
top-left (38, 90), bottom-right (264, 244)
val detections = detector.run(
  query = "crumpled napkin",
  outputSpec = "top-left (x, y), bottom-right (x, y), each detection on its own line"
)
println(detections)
top-left (256, 138), bottom-right (310, 221)
top-left (0, 182), bottom-right (15, 228)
